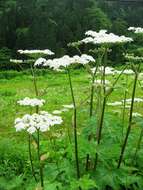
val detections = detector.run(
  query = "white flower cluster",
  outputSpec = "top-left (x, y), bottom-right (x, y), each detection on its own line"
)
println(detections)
top-left (14, 111), bottom-right (63, 134)
top-left (34, 58), bottom-right (47, 66)
top-left (17, 49), bottom-right (54, 55)
top-left (81, 30), bottom-right (133, 44)
top-left (125, 54), bottom-right (143, 61)
top-left (107, 98), bottom-right (143, 107)
top-left (91, 66), bottom-right (134, 76)
top-left (17, 97), bottom-right (45, 107)
top-left (94, 79), bottom-right (111, 86)
top-left (10, 59), bottom-right (23, 63)
top-left (34, 54), bottom-right (95, 70)
top-left (52, 104), bottom-right (74, 115)
top-left (128, 27), bottom-right (143, 34)
top-left (122, 98), bottom-right (143, 104)
top-left (132, 112), bottom-right (142, 117)
top-left (116, 69), bottom-right (134, 75)
top-left (107, 101), bottom-right (123, 106)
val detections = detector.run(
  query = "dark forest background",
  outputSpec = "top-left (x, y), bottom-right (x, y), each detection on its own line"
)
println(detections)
top-left (0, 0), bottom-right (143, 69)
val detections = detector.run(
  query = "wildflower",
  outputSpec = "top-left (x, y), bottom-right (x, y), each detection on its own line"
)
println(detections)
top-left (94, 79), bottom-right (111, 86)
top-left (122, 98), bottom-right (143, 104)
top-left (60, 108), bottom-right (69, 112)
top-left (17, 97), bottom-right (45, 107)
top-left (62, 104), bottom-right (74, 109)
top-left (123, 69), bottom-right (134, 75)
top-left (10, 59), bottom-right (23, 63)
top-left (81, 30), bottom-right (133, 44)
top-left (17, 49), bottom-right (54, 55)
top-left (34, 58), bottom-right (46, 66)
top-left (128, 27), bottom-right (143, 34)
top-left (125, 54), bottom-right (143, 61)
top-left (115, 69), bottom-right (134, 75)
top-left (98, 66), bottom-right (115, 75)
top-left (14, 112), bottom-right (63, 134)
top-left (52, 110), bottom-right (62, 115)
top-left (36, 54), bottom-right (95, 71)
top-left (132, 112), bottom-right (142, 117)
top-left (107, 101), bottom-right (122, 106)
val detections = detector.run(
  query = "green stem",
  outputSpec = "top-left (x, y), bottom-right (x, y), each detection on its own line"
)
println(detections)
top-left (94, 96), bottom-right (107, 169)
top-left (37, 129), bottom-right (44, 188)
top-left (67, 69), bottom-right (80, 179)
top-left (117, 70), bottom-right (139, 169)
top-left (122, 75), bottom-right (128, 139)
top-left (28, 135), bottom-right (38, 182)
top-left (85, 66), bottom-right (99, 171)
top-left (94, 48), bottom-right (107, 170)
top-left (31, 65), bottom-right (39, 96)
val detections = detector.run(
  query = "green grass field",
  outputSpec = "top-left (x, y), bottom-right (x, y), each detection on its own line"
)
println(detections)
top-left (1, 68), bottom-right (143, 189)
top-left (0, 68), bottom-right (142, 138)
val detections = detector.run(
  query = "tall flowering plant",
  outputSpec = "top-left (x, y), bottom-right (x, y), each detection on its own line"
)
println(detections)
top-left (14, 97), bottom-right (63, 189)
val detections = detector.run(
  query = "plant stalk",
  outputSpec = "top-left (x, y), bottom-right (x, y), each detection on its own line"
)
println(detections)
top-left (67, 68), bottom-right (80, 179)
top-left (37, 129), bottom-right (44, 188)
top-left (94, 47), bottom-right (107, 170)
top-left (117, 70), bottom-right (139, 168)
top-left (28, 134), bottom-right (38, 182)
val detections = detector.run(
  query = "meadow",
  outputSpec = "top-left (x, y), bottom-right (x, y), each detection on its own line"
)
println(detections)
top-left (1, 63), bottom-right (143, 190)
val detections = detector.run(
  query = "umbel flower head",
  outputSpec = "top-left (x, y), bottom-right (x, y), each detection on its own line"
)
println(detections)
top-left (81, 29), bottom-right (133, 44)
top-left (14, 111), bottom-right (63, 134)
top-left (34, 54), bottom-right (95, 71)
top-left (34, 57), bottom-right (47, 66)
top-left (125, 53), bottom-right (143, 61)
top-left (128, 27), bottom-right (143, 34)
top-left (10, 59), bottom-right (23, 63)
top-left (17, 97), bottom-right (45, 107)
top-left (17, 49), bottom-right (55, 55)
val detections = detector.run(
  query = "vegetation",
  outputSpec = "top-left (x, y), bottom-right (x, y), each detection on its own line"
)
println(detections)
top-left (0, 0), bottom-right (143, 69)
top-left (0, 1), bottom-right (143, 190)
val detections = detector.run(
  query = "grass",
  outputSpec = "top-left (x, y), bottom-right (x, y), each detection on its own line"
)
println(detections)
top-left (0, 68), bottom-right (143, 139)
top-left (1, 68), bottom-right (143, 189)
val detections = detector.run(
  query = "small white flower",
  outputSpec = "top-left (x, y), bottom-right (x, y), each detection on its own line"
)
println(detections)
top-left (17, 97), bottom-right (45, 107)
top-left (15, 122), bottom-right (26, 132)
top-left (10, 59), bottom-right (23, 63)
top-left (122, 98), bottom-right (143, 104)
top-left (81, 30), bottom-right (133, 45)
top-left (125, 54), bottom-right (143, 61)
top-left (60, 108), bottom-right (69, 112)
top-left (97, 66), bottom-right (115, 75)
top-left (62, 104), bottom-right (74, 109)
top-left (107, 101), bottom-right (122, 106)
top-left (94, 79), bottom-right (111, 86)
top-left (132, 112), bottom-right (142, 117)
top-left (35, 54), bottom-right (95, 71)
top-left (115, 69), bottom-right (134, 75)
top-left (27, 126), bottom-right (37, 134)
top-left (52, 110), bottom-right (62, 114)
top-left (34, 58), bottom-right (46, 66)
top-left (14, 111), bottom-right (63, 134)
top-left (17, 49), bottom-right (54, 55)
top-left (128, 27), bottom-right (143, 34)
